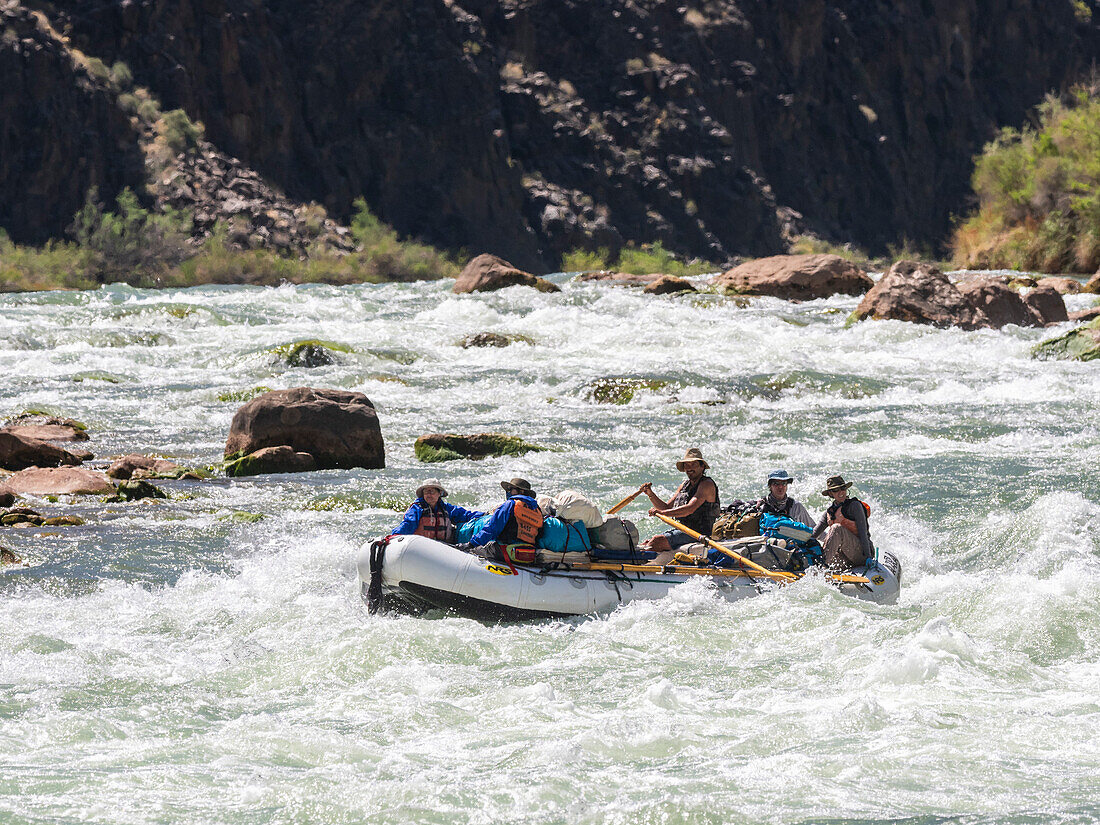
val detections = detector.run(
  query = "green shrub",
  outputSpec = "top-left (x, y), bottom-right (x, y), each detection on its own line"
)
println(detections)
top-left (109, 61), bottom-right (133, 90)
top-left (562, 247), bottom-right (612, 272)
top-left (0, 229), bottom-right (95, 292)
top-left (953, 85), bottom-right (1100, 273)
top-left (72, 187), bottom-right (193, 284)
top-left (158, 109), bottom-right (204, 154)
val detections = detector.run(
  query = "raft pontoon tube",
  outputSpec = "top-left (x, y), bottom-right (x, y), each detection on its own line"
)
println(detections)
top-left (358, 535), bottom-right (901, 620)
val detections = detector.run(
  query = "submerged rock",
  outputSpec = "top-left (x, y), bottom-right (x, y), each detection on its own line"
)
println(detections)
top-left (0, 431), bottom-right (85, 471)
top-left (459, 332), bottom-right (534, 348)
top-left (850, 260), bottom-right (987, 329)
top-left (225, 446), bottom-right (317, 477)
top-left (712, 254), bottom-right (872, 301)
top-left (225, 387), bottom-right (385, 470)
top-left (0, 467), bottom-right (114, 496)
top-left (643, 276), bottom-right (696, 295)
top-left (1033, 317), bottom-right (1100, 362)
top-left (273, 340), bottom-right (353, 368)
top-left (576, 271), bottom-right (665, 287)
top-left (453, 254), bottom-right (560, 294)
top-left (414, 433), bottom-right (545, 462)
top-left (585, 377), bottom-right (670, 405)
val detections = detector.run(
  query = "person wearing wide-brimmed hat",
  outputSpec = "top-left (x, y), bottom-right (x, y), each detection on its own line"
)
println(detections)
top-left (754, 469), bottom-right (815, 529)
top-left (639, 448), bottom-right (721, 563)
top-left (392, 478), bottom-right (485, 543)
top-left (462, 477), bottom-right (544, 549)
top-left (810, 475), bottom-right (873, 568)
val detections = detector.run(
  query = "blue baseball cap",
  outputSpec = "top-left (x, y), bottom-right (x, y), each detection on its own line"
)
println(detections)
top-left (767, 470), bottom-right (795, 483)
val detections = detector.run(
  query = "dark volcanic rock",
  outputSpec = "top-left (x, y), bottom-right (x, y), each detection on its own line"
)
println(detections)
top-left (1022, 285), bottom-right (1069, 326)
top-left (453, 254), bottom-right (560, 294)
top-left (850, 261), bottom-right (987, 329)
top-left (0, 4), bottom-right (144, 244)
top-left (956, 278), bottom-right (1040, 328)
top-left (712, 254), bottom-right (872, 300)
top-left (0, 431), bottom-right (84, 471)
top-left (224, 387), bottom-right (385, 470)
top-left (23, 0), bottom-right (1098, 265)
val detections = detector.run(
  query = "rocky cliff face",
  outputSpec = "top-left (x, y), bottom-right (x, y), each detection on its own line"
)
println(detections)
top-left (7, 0), bottom-right (1100, 267)
top-left (0, 2), bottom-right (144, 245)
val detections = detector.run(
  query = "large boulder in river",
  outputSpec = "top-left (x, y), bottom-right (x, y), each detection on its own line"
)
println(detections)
top-left (0, 467), bottom-right (114, 496)
top-left (225, 387), bottom-right (385, 470)
top-left (850, 260), bottom-right (987, 329)
top-left (453, 254), bottom-right (561, 294)
top-left (1021, 285), bottom-right (1069, 326)
top-left (414, 432), bottom-right (544, 462)
top-left (711, 254), bottom-right (872, 301)
top-left (956, 278), bottom-right (1040, 328)
top-left (0, 431), bottom-right (84, 471)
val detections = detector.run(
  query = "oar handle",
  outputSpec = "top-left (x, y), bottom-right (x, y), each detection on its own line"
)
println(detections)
top-left (607, 485), bottom-right (646, 515)
top-left (654, 513), bottom-right (797, 581)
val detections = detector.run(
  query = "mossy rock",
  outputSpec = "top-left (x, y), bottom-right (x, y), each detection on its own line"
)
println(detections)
top-left (72, 371), bottom-right (125, 384)
top-left (1032, 317), bottom-right (1100, 362)
top-left (41, 516), bottom-right (85, 526)
top-left (271, 340), bottom-right (354, 368)
top-left (414, 433), bottom-right (546, 462)
top-left (585, 377), bottom-right (671, 405)
top-left (217, 386), bottom-right (273, 403)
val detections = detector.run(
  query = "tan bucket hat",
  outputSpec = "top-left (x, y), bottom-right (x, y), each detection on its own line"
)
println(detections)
top-left (675, 448), bottom-right (710, 471)
top-left (416, 478), bottom-right (448, 498)
top-left (821, 475), bottom-right (853, 495)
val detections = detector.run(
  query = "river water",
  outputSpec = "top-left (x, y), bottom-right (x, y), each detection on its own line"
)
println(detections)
top-left (1, 274), bottom-right (1099, 824)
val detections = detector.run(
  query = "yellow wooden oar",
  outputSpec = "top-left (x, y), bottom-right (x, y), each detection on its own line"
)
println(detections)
top-left (607, 485), bottom-right (645, 515)
top-left (654, 513), bottom-right (797, 581)
top-left (654, 513), bottom-right (869, 584)
top-left (567, 560), bottom-right (869, 585)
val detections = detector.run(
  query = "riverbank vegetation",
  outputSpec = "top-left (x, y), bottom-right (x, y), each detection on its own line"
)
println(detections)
top-left (952, 84), bottom-right (1100, 274)
top-left (562, 242), bottom-right (718, 278)
top-left (0, 194), bottom-right (459, 293)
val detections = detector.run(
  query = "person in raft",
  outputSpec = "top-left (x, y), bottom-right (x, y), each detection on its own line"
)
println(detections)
top-left (810, 475), bottom-right (873, 569)
top-left (756, 470), bottom-right (815, 528)
top-left (392, 479), bottom-right (485, 544)
top-left (458, 477), bottom-right (545, 550)
top-left (639, 448), bottom-right (721, 565)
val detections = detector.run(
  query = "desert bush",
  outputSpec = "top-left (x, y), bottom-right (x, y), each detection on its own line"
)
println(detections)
top-left (953, 85), bottom-right (1100, 273)
top-left (0, 230), bottom-right (95, 292)
top-left (72, 187), bottom-right (193, 284)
